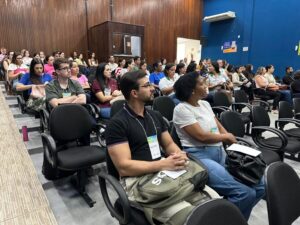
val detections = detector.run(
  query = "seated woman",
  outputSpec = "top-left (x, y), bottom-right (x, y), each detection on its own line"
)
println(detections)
top-left (114, 58), bottom-right (126, 78)
top-left (7, 52), bottom-right (28, 91)
top-left (158, 63), bottom-right (180, 104)
top-left (87, 52), bottom-right (98, 67)
top-left (173, 72), bottom-right (265, 220)
top-left (254, 66), bottom-right (282, 113)
top-left (139, 60), bottom-right (150, 78)
top-left (70, 61), bottom-right (91, 102)
top-left (91, 63), bottom-right (122, 118)
top-left (264, 65), bottom-right (292, 105)
top-left (232, 65), bottom-right (254, 100)
top-left (175, 62), bottom-right (186, 76)
top-left (16, 58), bottom-right (52, 112)
top-left (44, 55), bottom-right (55, 77)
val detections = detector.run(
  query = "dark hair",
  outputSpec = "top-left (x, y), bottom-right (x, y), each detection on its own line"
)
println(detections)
top-left (12, 52), bottom-right (22, 64)
top-left (265, 65), bottom-right (273, 72)
top-left (124, 59), bottom-right (133, 69)
top-left (153, 61), bottom-right (162, 70)
top-left (118, 58), bottom-right (125, 67)
top-left (53, 51), bottom-right (60, 56)
top-left (120, 70), bottom-right (147, 100)
top-left (140, 60), bottom-right (147, 69)
top-left (227, 64), bottom-right (235, 73)
top-left (245, 64), bottom-right (253, 73)
top-left (186, 61), bottom-right (197, 73)
top-left (174, 72), bottom-right (200, 101)
top-left (164, 63), bottom-right (175, 76)
top-left (29, 58), bottom-right (44, 84)
top-left (161, 58), bottom-right (167, 64)
top-left (234, 65), bottom-right (242, 73)
top-left (53, 57), bottom-right (69, 70)
top-left (211, 61), bottom-right (220, 74)
top-left (175, 63), bottom-right (186, 74)
top-left (33, 53), bottom-right (39, 58)
top-left (95, 63), bottom-right (109, 91)
top-left (285, 66), bottom-right (292, 72)
top-left (133, 56), bottom-right (140, 62)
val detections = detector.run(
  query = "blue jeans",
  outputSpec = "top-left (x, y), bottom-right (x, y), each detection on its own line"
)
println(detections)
top-left (184, 146), bottom-right (265, 220)
top-left (279, 90), bottom-right (292, 105)
top-left (99, 107), bottom-right (111, 119)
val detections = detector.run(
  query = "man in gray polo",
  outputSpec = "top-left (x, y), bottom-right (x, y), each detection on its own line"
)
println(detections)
top-left (46, 58), bottom-right (86, 108)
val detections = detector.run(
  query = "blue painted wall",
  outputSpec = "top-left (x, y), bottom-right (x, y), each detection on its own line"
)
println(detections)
top-left (202, 0), bottom-right (300, 77)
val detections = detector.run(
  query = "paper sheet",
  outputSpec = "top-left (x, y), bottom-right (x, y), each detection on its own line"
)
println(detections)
top-left (227, 143), bottom-right (261, 157)
top-left (162, 170), bottom-right (187, 179)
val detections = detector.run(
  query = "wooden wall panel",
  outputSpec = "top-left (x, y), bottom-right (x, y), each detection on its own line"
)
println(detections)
top-left (0, 0), bottom-right (88, 57)
top-left (0, 0), bottom-right (202, 64)
top-left (87, 0), bottom-right (109, 28)
top-left (110, 0), bottom-right (202, 64)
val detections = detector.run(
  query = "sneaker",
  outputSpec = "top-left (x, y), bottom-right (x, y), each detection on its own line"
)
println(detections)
top-left (272, 109), bottom-right (278, 114)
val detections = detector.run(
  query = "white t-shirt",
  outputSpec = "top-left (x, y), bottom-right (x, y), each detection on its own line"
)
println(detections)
top-left (7, 63), bottom-right (28, 72)
top-left (158, 74), bottom-right (179, 96)
top-left (173, 100), bottom-right (222, 147)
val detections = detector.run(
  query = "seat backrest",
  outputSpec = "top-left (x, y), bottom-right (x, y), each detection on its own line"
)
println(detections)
top-left (152, 96), bottom-right (175, 121)
top-left (220, 111), bottom-right (245, 137)
top-left (213, 91), bottom-right (231, 107)
top-left (186, 199), bottom-right (248, 225)
top-left (170, 126), bottom-right (182, 149)
top-left (251, 105), bottom-right (270, 126)
top-left (49, 104), bottom-right (93, 142)
top-left (106, 148), bottom-right (120, 179)
top-left (234, 90), bottom-right (249, 103)
top-left (110, 100), bottom-right (126, 118)
top-left (279, 101), bottom-right (293, 119)
top-left (265, 162), bottom-right (300, 225)
top-left (293, 98), bottom-right (300, 114)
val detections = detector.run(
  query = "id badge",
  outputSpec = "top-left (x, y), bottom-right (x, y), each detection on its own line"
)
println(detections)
top-left (147, 135), bottom-right (161, 159)
top-left (62, 92), bottom-right (71, 98)
top-left (210, 127), bottom-right (218, 134)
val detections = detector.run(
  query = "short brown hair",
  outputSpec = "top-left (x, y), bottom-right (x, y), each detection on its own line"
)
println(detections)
top-left (53, 57), bottom-right (69, 70)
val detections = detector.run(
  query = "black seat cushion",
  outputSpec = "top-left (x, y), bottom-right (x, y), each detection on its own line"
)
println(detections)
top-left (57, 146), bottom-right (105, 170)
top-left (259, 149), bottom-right (281, 165)
top-left (263, 137), bottom-right (300, 154)
top-left (284, 128), bottom-right (300, 137)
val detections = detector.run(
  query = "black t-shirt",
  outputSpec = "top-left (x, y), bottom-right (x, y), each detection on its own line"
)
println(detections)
top-left (105, 104), bottom-right (168, 161)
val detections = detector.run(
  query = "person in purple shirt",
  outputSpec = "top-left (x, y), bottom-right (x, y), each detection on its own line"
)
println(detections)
top-left (16, 58), bottom-right (52, 112)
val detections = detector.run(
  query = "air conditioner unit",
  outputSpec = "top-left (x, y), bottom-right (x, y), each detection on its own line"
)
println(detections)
top-left (203, 11), bottom-right (236, 22)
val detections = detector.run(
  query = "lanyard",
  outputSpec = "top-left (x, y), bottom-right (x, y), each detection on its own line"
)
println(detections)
top-left (124, 106), bottom-right (158, 140)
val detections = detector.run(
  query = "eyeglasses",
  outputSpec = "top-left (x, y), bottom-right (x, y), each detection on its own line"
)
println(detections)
top-left (16, 57), bottom-right (22, 60)
top-left (58, 67), bottom-right (70, 71)
top-left (140, 82), bottom-right (153, 88)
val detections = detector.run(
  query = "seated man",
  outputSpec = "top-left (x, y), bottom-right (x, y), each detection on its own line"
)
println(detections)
top-left (106, 70), bottom-right (218, 225)
top-left (45, 58), bottom-right (86, 108)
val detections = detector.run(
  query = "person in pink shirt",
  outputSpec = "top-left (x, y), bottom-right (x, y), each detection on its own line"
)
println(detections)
top-left (44, 55), bottom-right (55, 77)
top-left (70, 61), bottom-right (90, 89)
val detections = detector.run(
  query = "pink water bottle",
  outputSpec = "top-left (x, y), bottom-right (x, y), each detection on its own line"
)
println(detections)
top-left (22, 126), bottom-right (29, 142)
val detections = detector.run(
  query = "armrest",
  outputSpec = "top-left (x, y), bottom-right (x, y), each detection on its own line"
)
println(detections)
top-left (295, 112), bottom-right (300, 120)
top-left (252, 100), bottom-right (270, 111)
top-left (235, 137), bottom-right (256, 148)
top-left (251, 126), bottom-right (288, 151)
top-left (98, 172), bottom-right (131, 224)
top-left (89, 103), bottom-right (101, 120)
top-left (41, 133), bottom-right (58, 168)
top-left (17, 95), bottom-right (26, 113)
top-left (275, 118), bottom-right (300, 137)
top-left (231, 102), bottom-right (252, 111)
top-left (39, 108), bottom-right (50, 131)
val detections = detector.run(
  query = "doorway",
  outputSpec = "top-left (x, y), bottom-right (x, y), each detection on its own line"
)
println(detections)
top-left (176, 37), bottom-right (201, 63)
